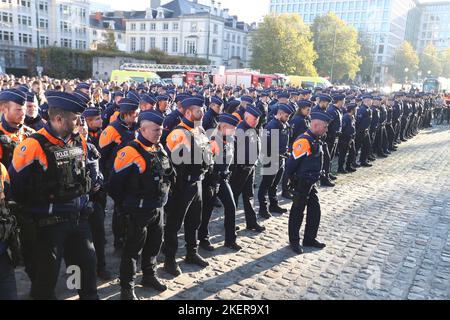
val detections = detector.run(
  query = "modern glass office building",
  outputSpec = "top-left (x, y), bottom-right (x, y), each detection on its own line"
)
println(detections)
top-left (269, 0), bottom-right (450, 84)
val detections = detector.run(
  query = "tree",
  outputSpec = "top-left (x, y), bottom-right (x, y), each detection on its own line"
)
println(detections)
top-left (311, 12), bottom-right (362, 82)
top-left (441, 47), bottom-right (450, 78)
top-left (419, 43), bottom-right (442, 77)
top-left (357, 31), bottom-right (375, 84)
top-left (250, 14), bottom-right (318, 76)
top-left (391, 41), bottom-right (419, 82)
top-left (97, 30), bottom-right (118, 51)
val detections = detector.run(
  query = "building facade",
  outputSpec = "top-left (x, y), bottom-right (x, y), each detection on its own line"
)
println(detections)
top-left (0, 0), bottom-right (90, 69)
top-left (123, 0), bottom-right (251, 68)
top-left (269, 0), bottom-right (450, 84)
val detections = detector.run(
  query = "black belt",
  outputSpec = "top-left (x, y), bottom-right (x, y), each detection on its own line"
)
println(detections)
top-left (37, 211), bottom-right (89, 228)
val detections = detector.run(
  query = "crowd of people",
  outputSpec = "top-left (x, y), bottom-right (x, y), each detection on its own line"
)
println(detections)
top-left (0, 73), bottom-right (447, 300)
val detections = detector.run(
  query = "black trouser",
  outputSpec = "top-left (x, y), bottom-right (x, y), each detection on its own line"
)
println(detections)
top-left (375, 125), bottom-right (386, 155)
top-left (16, 212), bottom-right (38, 286)
top-left (0, 253), bottom-right (17, 300)
top-left (229, 165), bottom-right (258, 227)
top-left (320, 140), bottom-right (330, 180)
top-left (164, 180), bottom-right (202, 258)
top-left (89, 195), bottom-right (107, 271)
top-left (34, 218), bottom-right (98, 300)
top-left (386, 123), bottom-right (395, 150)
top-left (199, 179), bottom-right (237, 244)
top-left (325, 134), bottom-right (338, 174)
top-left (400, 116), bottom-right (409, 140)
top-left (356, 130), bottom-right (370, 163)
top-left (258, 158), bottom-right (285, 212)
top-left (112, 203), bottom-right (127, 247)
top-left (337, 136), bottom-right (353, 169)
top-left (288, 181), bottom-right (321, 245)
top-left (120, 207), bottom-right (163, 290)
top-left (393, 119), bottom-right (401, 143)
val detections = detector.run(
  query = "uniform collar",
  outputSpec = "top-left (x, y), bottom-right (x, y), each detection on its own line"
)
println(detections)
top-left (181, 117), bottom-right (195, 129)
top-left (137, 132), bottom-right (154, 147)
top-left (306, 129), bottom-right (318, 140)
top-left (1, 115), bottom-right (22, 133)
top-left (44, 123), bottom-right (78, 145)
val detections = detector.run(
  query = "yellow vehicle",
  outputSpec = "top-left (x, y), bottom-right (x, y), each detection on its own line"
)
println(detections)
top-left (285, 76), bottom-right (332, 89)
top-left (110, 70), bottom-right (162, 84)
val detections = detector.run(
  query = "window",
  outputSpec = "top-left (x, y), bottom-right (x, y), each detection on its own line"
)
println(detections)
top-left (173, 23), bottom-right (179, 30)
top-left (150, 23), bottom-right (156, 30)
top-left (131, 37), bottom-right (136, 51)
top-left (131, 23), bottom-right (136, 31)
top-left (39, 18), bottom-right (48, 29)
top-left (140, 23), bottom-right (146, 31)
top-left (163, 23), bottom-right (169, 30)
top-left (40, 35), bottom-right (49, 47)
top-left (1, 12), bottom-right (12, 24)
top-left (162, 37), bottom-right (168, 52)
top-left (213, 24), bottom-right (218, 34)
top-left (150, 37), bottom-right (156, 49)
top-left (39, 1), bottom-right (48, 12)
top-left (172, 37), bottom-right (178, 53)
top-left (232, 34), bottom-right (236, 43)
top-left (61, 38), bottom-right (72, 48)
top-left (186, 40), bottom-right (196, 55)
top-left (0, 30), bottom-right (13, 41)
top-left (140, 37), bottom-right (145, 51)
top-left (212, 39), bottom-right (217, 55)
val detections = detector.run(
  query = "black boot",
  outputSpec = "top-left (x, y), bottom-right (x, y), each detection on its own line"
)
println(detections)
top-left (281, 190), bottom-right (294, 200)
top-left (246, 223), bottom-right (266, 233)
top-left (329, 174), bottom-right (338, 180)
top-left (290, 243), bottom-right (303, 255)
top-left (199, 240), bottom-right (215, 251)
top-left (303, 239), bottom-right (326, 249)
top-left (269, 204), bottom-right (288, 214)
top-left (224, 242), bottom-right (242, 251)
top-left (320, 178), bottom-right (335, 187)
top-left (337, 167), bottom-right (348, 174)
top-left (164, 258), bottom-right (182, 277)
top-left (141, 276), bottom-right (167, 292)
top-left (185, 252), bottom-right (209, 268)
top-left (121, 288), bottom-right (140, 300)
top-left (258, 209), bottom-right (272, 219)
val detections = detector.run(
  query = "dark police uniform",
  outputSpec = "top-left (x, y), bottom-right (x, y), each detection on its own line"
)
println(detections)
top-left (338, 105), bottom-right (357, 172)
top-left (9, 92), bottom-right (97, 300)
top-left (355, 98), bottom-right (373, 166)
top-left (325, 102), bottom-right (343, 176)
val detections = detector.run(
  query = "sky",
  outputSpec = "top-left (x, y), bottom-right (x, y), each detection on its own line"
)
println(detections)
top-left (92, 0), bottom-right (270, 23)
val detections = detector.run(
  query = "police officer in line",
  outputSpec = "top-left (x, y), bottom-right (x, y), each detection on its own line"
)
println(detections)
top-left (232, 95), bottom-right (253, 122)
top-left (80, 108), bottom-right (111, 281)
top-left (98, 89), bottom-right (111, 112)
top-left (286, 111), bottom-right (332, 254)
top-left (282, 100), bottom-right (313, 200)
top-left (400, 94), bottom-right (410, 142)
top-left (9, 91), bottom-right (98, 300)
top-left (258, 103), bottom-right (293, 219)
top-left (24, 92), bottom-right (45, 131)
top-left (325, 94), bottom-right (344, 177)
top-left (312, 94), bottom-right (335, 187)
top-left (140, 93), bottom-right (157, 112)
top-left (155, 95), bottom-right (170, 118)
top-left (199, 113), bottom-right (242, 252)
top-left (355, 94), bottom-right (373, 168)
top-left (0, 161), bottom-right (18, 300)
top-left (229, 105), bottom-right (266, 233)
top-left (385, 97), bottom-right (398, 153)
top-left (109, 110), bottom-right (174, 300)
top-left (202, 96), bottom-right (223, 132)
top-left (369, 97), bottom-right (381, 160)
top-left (392, 92), bottom-right (404, 145)
top-left (99, 98), bottom-right (139, 249)
top-left (161, 93), bottom-right (189, 145)
top-left (375, 97), bottom-right (389, 157)
top-left (102, 91), bottom-right (124, 130)
top-left (337, 103), bottom-right (358, 174)
top-left (164, 97), bottom-right (213, 277)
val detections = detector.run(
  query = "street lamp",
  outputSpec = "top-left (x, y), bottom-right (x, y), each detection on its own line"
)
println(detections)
top-left (404, 68), bottom-right (409, 84)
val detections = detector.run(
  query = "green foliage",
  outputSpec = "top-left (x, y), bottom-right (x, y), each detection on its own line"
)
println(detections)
top-left (391, 41), bottom-right (419, 81)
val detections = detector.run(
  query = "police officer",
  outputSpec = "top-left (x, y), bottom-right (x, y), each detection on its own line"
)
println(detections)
top-left (0, 89), bottom-right (35, 168)
top-left (355, 94), bottom-right (373, 167)
top-left (102, 91), bottom-right (124, 130)
top-left (256, 91), bottom-right (269, 130)
top-left (385, 96), bottom-right (398, 153)
top-left (229, 105), bottom-right (266, 232)
top-left (199, 114), bottom-right (242, 252)
top-left (202, 96), bottom-right (223, 132)
top-left (392, 92), bottom-right (404, 145)
top-left (400, 94), bottom-right (411, 142)
top-left (232, 95), bottom-right (253, 122)
top-left (140, 93), bottom-right (157, 112)
top-left (286, 111), bottom-right (332, 254)
top-left (109, 110), bottom-right (174, 300)
top-left (0, 162), bottom-right (18, 300)
top-left (258, 103), bottom-right (292, 219)
top-left (9, 91), bottom-right (98, 300)
top-left (338, 103), bottom-right (358, 173)
top-left (369, 97), bottom-right (381, 160)
top-left (375, 97), bottom-right (389, 157)
top-left (98, 89), bottom-right (111, 112)
top-left (161, 93), bottom-right (189, 145)
top-left (99, 98), bottom-right (139, 249)
top-left (155, 95), bottom-right (170, 118)
top-left (163, 97), bottom-right (213, 276)
top-left (326, 94), bottom-right (344, 178)
top-left (24, 92), bottom-right (45, 131)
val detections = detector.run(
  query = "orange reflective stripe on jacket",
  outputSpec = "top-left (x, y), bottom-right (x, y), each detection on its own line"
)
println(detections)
top-left (99, 125), bottom-right (121, 149)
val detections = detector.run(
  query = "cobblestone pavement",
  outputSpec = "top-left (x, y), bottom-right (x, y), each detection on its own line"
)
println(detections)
top-left (16, 125), bottom-right (450, 300)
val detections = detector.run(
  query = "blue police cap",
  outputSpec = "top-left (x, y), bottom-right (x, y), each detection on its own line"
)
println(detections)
top-left (141, 93), bottom-right (157, 105)
top-left (218, 113), bottom-right (240, 127)
top-left (114, 91), bottom-right (124, 98)
top-left (175, 93), bottom-right (191, 103)
top-left (167, 89), bottom-right (176, 95)
top-left (17, 84), bottom-right (30, 94)
top-left (76, 82), bottom-right (90, 91)
top-left (361, 94), bottom-right (373, 100)
top-left (346, 103), bottom-right (358, 112)
top-left (0, 89), bottom-right (27, 105)
top-left (332, 94), bottom-right (346, 102)
top-left (138, 110), bottom-right (164, 126)
top-left (157, 95), bottom-right (169, 102)
top-left (245, 104), bottom-right (262, 118)
top-left (278, 103), bottom-right (293, 115)
top-left (210, 96), bottom-right (223, 106)
top-left (181, 97), bottom-right (204, 109)
top-left (260, 91), bottom-right (269, 97)
top-left (26, 92), bottom-right (36, 103)
top-left (372, 96), bottom-right (382, 101)
top-left (73, 90), bottom-right (91, 105)
top-left (277, 91), bottom-right (290, 99)
top-left (102, 89), bottom-right (110, 95)
top-left (311, 111), bottom-right (332, 123)
top-left (300, 89), bottom-right (312, 95)
top-left (240, 96), bottom-right (254, 104)
top-left (45, 91), bottom-right (86, 114)
top-left (119, 98), bottom-right (139, 113)
top-left (227, 99), bottom-right (241, 109)
top-left (82, 107), bottom-right (102, 118)
top-left (319, 94), bottom-right (332, 103)
top-left (298, 100), bottom-right (313, 108)
top-left (126, 90), bottom-right (141, 103)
